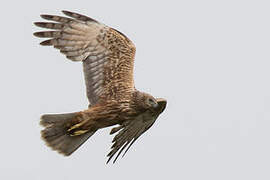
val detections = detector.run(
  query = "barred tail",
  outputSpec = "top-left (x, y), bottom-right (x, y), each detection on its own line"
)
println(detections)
top-left (40, 112), bottom-right (96, 156)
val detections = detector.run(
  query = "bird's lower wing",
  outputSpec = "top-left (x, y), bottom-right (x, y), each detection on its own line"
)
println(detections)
top-left (107, 98), bottom-right (167, 163)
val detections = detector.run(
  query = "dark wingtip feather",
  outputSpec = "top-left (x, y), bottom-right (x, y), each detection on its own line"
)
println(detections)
top-left (61, 10), bottom-right (74, 16)
top-left (62, 10), bottom-right (98, 23)
top-left (34, 22), bottom-right (40, 27)
top-left (33, 32), bottom-right (45, 38)
top-left (33, 32), bottom-right (39, 37)
top-left (110, 126), bottom-right (123, 135)
top-left (106, 153), bottom-right (114, 164)
top-left (40, 39), bottom-right (53, 46)
top-left (40, 14), bottom-right (54, 20)
top-left (34, 22), bottom-right (64, 30)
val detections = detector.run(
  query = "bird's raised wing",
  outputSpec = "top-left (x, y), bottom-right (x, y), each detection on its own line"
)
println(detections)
top-left (107, 98), bottom-right (167, 163)
top-left (34, 11), bottom-right (136, 105)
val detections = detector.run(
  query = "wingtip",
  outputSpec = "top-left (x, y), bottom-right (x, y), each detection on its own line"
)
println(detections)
top-left (33, 32), bottom-right (38, 37)
top-left (33, 22), bottom-right (45, 28)
top-left (33, 32), bottom-right (42, 37)
top-left (62, 10), bottom-right (78, 18)
top-left (62, 10), bottom-right (72, 15)
top-left (106, 157), bottom-right (113, 164)
top-left (40, 14), bottom-right (48, 18)
top-left (40, 40), bottom-right (52, 46)
top-left (62, 10), bottom-right (98, 23)
top-left (40, 14), bottom-right (54, 20)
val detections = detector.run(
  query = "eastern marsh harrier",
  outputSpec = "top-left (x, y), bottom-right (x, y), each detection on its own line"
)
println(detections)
top-left (34, 10), bottom-right (167, 163)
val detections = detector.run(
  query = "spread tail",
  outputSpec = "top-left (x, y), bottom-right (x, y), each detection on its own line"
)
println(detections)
top-left (40, 112), bottom-right (97, 156)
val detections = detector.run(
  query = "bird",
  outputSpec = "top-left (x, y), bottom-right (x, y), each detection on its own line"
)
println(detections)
top-left (34, 10), bottom-right (167, 163)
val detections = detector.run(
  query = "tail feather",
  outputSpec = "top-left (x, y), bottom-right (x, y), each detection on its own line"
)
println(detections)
top-left (40, 112), bottom-right (96, 156)
top-left (40, 113), bottom-right (77, 127)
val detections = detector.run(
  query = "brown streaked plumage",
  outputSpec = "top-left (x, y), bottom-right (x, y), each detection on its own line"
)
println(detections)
top-left (34, 10), bottom-right (167, 163)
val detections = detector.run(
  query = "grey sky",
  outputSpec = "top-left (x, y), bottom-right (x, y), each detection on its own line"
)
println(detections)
top-left (1, 0), bottom-right (270, 179)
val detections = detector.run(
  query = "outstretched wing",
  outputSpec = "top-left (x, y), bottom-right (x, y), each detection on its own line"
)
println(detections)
top-left (34, 11), bottom-right (136, 105)
top-left (107, 98), bottom-right (167, 163)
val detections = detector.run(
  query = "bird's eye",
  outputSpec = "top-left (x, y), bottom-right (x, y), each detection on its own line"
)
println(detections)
top-left (148, 98), bottom-right (158, 108)
top-left (148, 98), bottom-right (155, 105)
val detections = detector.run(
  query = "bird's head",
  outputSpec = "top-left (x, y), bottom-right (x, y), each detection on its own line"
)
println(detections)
top-left (135, 92), bottom-right (158, 110)
top-left (134, 91), bottom-right (167, 113)
top-left (144, 94), bottom-right (159, 109)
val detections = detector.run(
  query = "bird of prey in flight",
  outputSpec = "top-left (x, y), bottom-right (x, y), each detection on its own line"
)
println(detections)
top-left (34, 10), bottom-right (167, 163)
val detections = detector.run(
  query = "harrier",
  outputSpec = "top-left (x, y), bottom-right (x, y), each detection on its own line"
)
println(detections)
top-left (34, 10), bottom-right (167, 163)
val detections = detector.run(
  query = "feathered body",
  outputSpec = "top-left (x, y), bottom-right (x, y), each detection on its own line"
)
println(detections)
top-left (34, 11), bottom-right (167, 163)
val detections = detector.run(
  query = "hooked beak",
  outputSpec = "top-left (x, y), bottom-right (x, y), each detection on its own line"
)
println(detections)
top-left (149, 98), bottom-right (167, 114)
top-left (156, 98), bottom-right (167, 114)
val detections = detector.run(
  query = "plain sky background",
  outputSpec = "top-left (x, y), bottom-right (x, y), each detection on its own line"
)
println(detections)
top-left (0, 0), bottom-right (270, 179)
